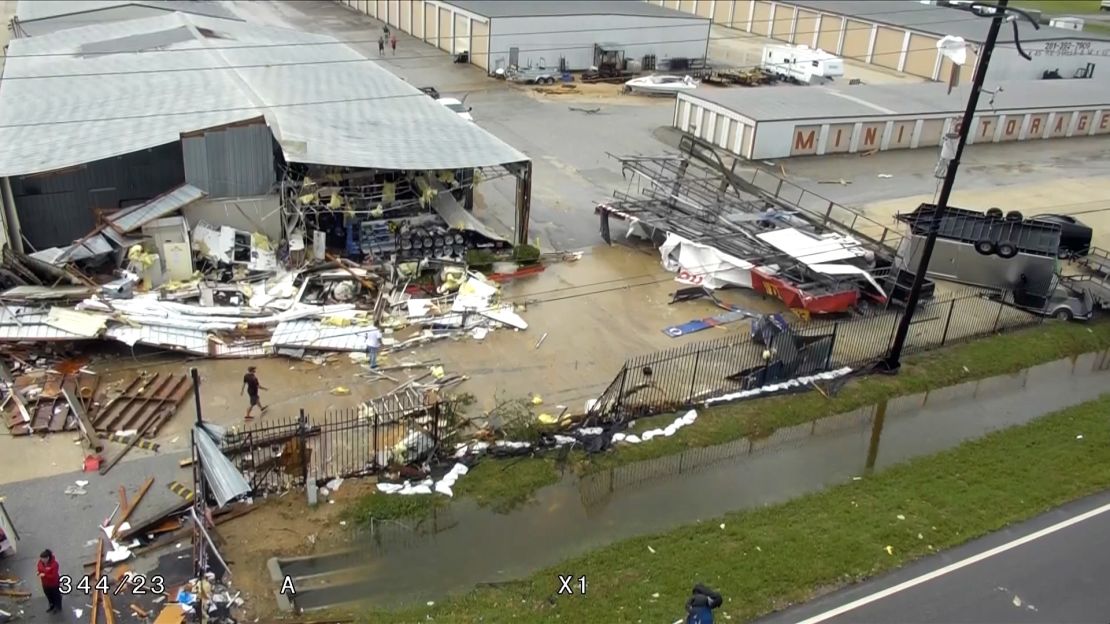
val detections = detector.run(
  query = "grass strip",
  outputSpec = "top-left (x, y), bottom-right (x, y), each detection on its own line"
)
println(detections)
top-left (364, 392), bottom-right (1110, 623)
top-left (347, 321), bottom-right (1110, 517)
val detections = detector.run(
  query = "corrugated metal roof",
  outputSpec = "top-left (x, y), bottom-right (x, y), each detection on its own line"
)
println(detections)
top-left (0, 306), bottom-right (94, 341)
top-left (271, 319), bottom-right (376, 351)
top-left (781, 0), bottom-right (1110, 43)
top-left (683, 79), bottom-right (1110, 123)
top-left (0, 13), bottom-right (529, 177)
top-left (15, 1), bottom-right (237, 23)
top-left (445, 0), bottom-right (707, 19)
top-left (107, 183), bottom-right (205, 234)
top-left (194, 424), bottom-right (251, 507)
top-left (105, 324), bottom-right (211, 353)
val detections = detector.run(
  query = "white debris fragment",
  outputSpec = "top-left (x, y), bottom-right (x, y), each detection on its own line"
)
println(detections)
top-left (74, 609), bottom-right (84, 618)
top-left (647, 545), bottom-right (656, 554)
top-left (896, 514), bottom-right (906, 521)
top-left (1077, 434), bottom-right (1084, 440)
top-left (1012, 595), bottom-right (1022, 607)
top-left (651, 593), bottom-right (660, 599)
top-left (719, 523), bottom-right (726, 530)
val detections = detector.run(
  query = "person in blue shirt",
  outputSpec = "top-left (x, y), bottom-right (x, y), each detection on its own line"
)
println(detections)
top-left (685, 583), bottom-right (723, 624)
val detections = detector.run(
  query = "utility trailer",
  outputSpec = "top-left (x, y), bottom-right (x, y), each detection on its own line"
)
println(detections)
top-left (761, 44), bottom-right (844, 85)
top-left (703, 67), bottom-right (777, 87)
top-left (505, 64), bottom-right (560, 85)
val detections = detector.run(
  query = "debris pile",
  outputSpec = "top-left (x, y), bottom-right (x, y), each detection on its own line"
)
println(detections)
top-left (0, 170), bottom-right (544, 362)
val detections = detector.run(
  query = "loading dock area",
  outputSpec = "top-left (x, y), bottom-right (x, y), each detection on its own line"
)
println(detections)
top-left (651, 0), bottom-right (1110, 83)
top-left (674, 79), bottom-right (1110, 160)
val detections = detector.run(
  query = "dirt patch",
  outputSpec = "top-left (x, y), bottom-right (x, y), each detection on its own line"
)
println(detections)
top-left (218, 478), bottom-right (377, 618)
top-left (515, 81), bottom-right (666, 106)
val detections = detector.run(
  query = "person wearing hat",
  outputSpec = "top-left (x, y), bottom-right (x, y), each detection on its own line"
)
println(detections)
top-left (37, 549), bottom-right (62, 613)
top-left (241, 366), bottom-right (268, 420)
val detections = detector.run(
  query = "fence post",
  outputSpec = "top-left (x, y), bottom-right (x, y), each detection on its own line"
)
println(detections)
top-left (992, 295), bottom-right (1005, 332)
top-left (686, 351), bottom-right (702, 404)
top-left (940, 299), bottom-right (956, 346)
top-left (614, 364), bottom-right (629, 418)
top-left (372, 412), bottom-right (379, 471)
top-left (825, 323), bottom-right (838, 370)
top-left (774, 178), bottom-right (784, 198)
top-left (298, 409), bottom-right (308, 487)
top-left (823, 201), bottom-right (833, 231)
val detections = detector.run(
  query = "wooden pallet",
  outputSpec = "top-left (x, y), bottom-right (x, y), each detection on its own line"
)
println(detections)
top-left (91, 373), bottom-right (192, 438)
top-left (3, 371), bottom-right (98, 436)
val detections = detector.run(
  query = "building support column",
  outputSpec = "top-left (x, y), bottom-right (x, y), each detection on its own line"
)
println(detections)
top-left (512, 161), bottom-right (532, 247)
top-left (0, 177), bottom-right (22, 254)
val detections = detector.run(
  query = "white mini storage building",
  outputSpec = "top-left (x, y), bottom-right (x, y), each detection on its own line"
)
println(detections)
top-left (339, 0), bottom-right (711, 73)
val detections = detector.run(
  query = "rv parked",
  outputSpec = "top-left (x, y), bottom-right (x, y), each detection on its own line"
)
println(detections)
top-left (761, 44), bottom-right (844, 85)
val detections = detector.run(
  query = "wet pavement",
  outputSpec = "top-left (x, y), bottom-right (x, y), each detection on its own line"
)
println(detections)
top-left (0, 244), bottom-right (784, 485)
top-left (278, 351), bottom-right (1110, 611)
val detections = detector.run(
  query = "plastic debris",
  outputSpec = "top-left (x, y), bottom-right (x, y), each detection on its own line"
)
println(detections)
top-left (896, 514), bottom-right (906, 520)
top-left (531, 395), bottom-right (543, 405)
top-left (884, 545), bottom-right (894, 555)
top-left (330, 386), bottom-right (351, 396)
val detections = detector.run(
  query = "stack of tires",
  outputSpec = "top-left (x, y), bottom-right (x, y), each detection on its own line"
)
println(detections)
top-left (974, 208), bottom-right (1023, 259)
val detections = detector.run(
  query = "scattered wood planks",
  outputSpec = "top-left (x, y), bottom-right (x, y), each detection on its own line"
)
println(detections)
top-left (92, 373), bottom-right (192, 438)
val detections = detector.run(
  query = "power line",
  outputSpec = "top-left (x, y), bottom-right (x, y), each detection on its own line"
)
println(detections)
top-left (0, 4), bottom-right (981, 60)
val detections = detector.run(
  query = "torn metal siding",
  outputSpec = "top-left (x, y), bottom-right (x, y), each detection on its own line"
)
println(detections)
top-left (194, 424), bottom-right (252, 507)
top-left (182, 123), bottom-right (276, 198)
top-left (0, 306), bottom-right (93, 341)
top-left (270, 319), bottom-right (375, 352)
top-left (106, 183), bottom-right (206, 235)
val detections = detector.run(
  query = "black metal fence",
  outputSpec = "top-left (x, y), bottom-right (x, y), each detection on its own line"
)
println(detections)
top-left (219, 402), bottom-right (446, 493)
top-left (591, 292), bottom-right (1041, 419)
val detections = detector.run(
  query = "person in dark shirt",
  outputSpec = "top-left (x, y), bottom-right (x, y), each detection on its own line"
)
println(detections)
top-left (241, 366), bottom-right (268, 420)
top-left (685, 583), bottom-right (723, 624)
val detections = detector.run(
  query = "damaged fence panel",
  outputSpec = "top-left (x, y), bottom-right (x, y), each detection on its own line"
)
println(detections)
top-left (195, 425), bottom-right (252, 508)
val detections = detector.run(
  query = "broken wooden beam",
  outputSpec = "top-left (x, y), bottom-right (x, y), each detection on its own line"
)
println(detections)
top-left (91, 538), bottom-right (104, 624)
top-left (112, 477), bottom-right (153, 538)
top-left (64, 386), bottom-right (103, 453)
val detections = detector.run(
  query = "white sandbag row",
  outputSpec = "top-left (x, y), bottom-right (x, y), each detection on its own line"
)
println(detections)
top-left (704, 367), bottom-right (853, 406)
top-left (612, 409), bottom-right (698, 445)
top-left (376, 462), bottom-right (470, 497)
top-left (453, 439), bottom-right (533, 458)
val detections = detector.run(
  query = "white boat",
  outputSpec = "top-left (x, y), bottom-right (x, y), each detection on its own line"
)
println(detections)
top-left (623, 74), bottom-right (698, 96)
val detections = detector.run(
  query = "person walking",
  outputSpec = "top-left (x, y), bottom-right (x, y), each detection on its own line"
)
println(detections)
top-left (241, 366), bottom-right (268, 420)
top-left (37, 549), bottom-right (61, 613)
top-left (377, 36), bottom-right (385, 56)
top-left (390, 33), bottom-right (397, 55)
top-left (366, 326), bottom-right (383, 369)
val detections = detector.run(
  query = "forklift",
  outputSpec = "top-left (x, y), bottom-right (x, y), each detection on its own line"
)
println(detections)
top-left (583, 43), bottom-right (632, 82)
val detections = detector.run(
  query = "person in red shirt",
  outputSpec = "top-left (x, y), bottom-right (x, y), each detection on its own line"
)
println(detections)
top-left (390, 33), bottom-right (397, 55)
top-left (37, 549), bottom-right (62, 613)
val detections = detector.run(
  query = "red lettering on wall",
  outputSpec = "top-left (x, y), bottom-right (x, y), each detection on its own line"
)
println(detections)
top-left (862, 126), bottom-right (878, 147)
top-left (1078, 115), bottom-right (1088, 131)
top-left (1029, 117), bottom-right (1042, 136)
top-left (794, 130), bottom-right (816, 151)
top-left (834, 128), bottom-right (844, 147)
top-left (952, 117), bottom-right (963, 133)
top-left (980, 119), bottom-right (992, 137)
top-left (1005, 119), bottom-right (1018, 135)
top-left (896, 124), bottom-right (906, 143)
top-left (1054, 115), bottom-right (1066, 133)
top-left (1101, 113), bottom-right (1110, 130)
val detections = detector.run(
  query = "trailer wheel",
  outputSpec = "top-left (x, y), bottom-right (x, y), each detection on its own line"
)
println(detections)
top-left (975, 240), bottom-right (997, 255)
top-left (997, 242), bottom-right (1018, 258)
top-left (986, 207), bottom-right (1003, 219)
top-left (1005, 210), bottom-right (1023, 222)
top-left (1053, 308), bottom-right (1074, 321)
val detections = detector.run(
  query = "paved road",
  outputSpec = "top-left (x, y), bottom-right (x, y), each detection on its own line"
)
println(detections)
top-left (755, 490), bottom-right (1110, 624)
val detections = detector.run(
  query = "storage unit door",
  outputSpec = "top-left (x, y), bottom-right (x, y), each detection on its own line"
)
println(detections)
top-left (752, 1), bottom-right (772, 35)
top-left (872, 26), bottom-right (904, 69)
top-left (713, 0), bottom-right (732, 24)
top-left (681, 0), bottom-right (697, 13)
top-left (413, 1), bottom-right (425, 39)
top-left (904, 34), bottom-right (939, 78)
top-left (438, 7), bottom-right (452, 51)
top-left (400, 0), bottom-right (411, 32)
top-left (425, 4), bottom-right (436, 44)
top-left (771, 4), bottom-right (794, 40)
top-left (716, 116), bottom-right (733, 150)
top-left (842, 20), bottom-right (871, 60)
top-left (454, 14), bottom-right (469, 55)
top-left (696, 0), bottom-right (713, 18)
top-left (733, 1), bottom-right (754, 30)
top-left (376, 0), bottom-right (386, 20)
top-left (793, 9), bottom-right (818, 46)
top-left (472, 20), bottom-right (489, 69)
top-left (388, 0), bottom-right (400, 27)
top-left (817, 15), bottom-right (842, 53)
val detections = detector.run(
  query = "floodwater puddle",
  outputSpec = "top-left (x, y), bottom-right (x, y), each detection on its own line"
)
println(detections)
top-left (278, 350), bottom-right (1110, 611)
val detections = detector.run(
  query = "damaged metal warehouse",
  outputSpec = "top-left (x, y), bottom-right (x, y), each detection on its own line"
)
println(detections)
top-left (0, 11), bottom-right (538, 359)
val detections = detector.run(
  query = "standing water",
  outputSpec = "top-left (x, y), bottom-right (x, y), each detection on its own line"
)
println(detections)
top-left (280, 351), bottom-right (1110, 610)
